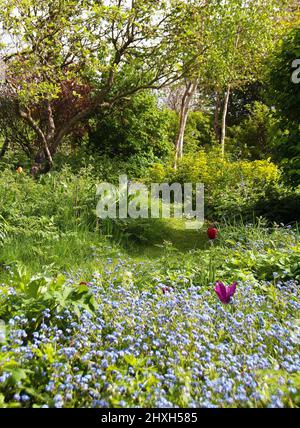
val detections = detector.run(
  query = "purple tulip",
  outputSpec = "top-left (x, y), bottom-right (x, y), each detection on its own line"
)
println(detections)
top-left (214, 281), bottom-right (237, 304)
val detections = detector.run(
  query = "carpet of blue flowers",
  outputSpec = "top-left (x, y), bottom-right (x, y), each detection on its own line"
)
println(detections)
top-left (0, 236), bottom-right (300, 408)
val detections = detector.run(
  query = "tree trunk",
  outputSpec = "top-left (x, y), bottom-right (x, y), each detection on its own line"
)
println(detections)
top-left (214, 92), bottom-right (221, 142)
top-left (220, 28), bottom-right (240, 156)
top-left (0, 138), bottom-right (9, 159)
top-left (19, 107), bottom-right (54, 168)
top-left (220, 85), bottom-right (231, 157)
top-left (174, 80), bottom-right (198, 169)
top-left (43, 142), bottom-right (53, 167)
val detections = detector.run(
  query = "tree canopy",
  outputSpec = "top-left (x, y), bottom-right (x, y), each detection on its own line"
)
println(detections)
top-left (0, 0), bottom-right (188, 169)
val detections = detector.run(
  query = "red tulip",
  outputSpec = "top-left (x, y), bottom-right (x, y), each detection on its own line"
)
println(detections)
top-left (207, 227), bottom-right (218, 240)
top-left (215, 281), bottom-right (237, 304)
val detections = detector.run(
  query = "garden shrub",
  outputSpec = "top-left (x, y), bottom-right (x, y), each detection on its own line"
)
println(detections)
top-left (88, 91), bottom-right (174, 161)
top-left (147, 149), bottom-right (281, 221)
top-left (254, 187), bottom-right (300, 224)
top-left (267, 26), bottom-right (300, 186)
top-left (227, 102), bottom-right (280, 160)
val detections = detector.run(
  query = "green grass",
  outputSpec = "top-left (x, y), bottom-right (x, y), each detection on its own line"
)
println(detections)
top-left (125, 218), bottom-right (208, 258)
top-left (0, 220), bottom-right (205, 283)
top-left (1, 216), bottom-right (299, 288)
top-left (1, 230), bottom-right (107, 280)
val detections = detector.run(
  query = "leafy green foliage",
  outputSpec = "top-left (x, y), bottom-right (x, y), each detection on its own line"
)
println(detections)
top-left (268, 27), bottom-right (300, 122)
top-left (267, 26), bottom-right (300, 184)
top-left (1, 267), bottom-right (98, 323)
top-left (89, 92), bottom-right (173, 161)
top-left (182, 111), bottom-right (217, 152)
top-left (227, 102), bottom-right (280, 160)
top-left (254, 187), bottom-right (300, 224)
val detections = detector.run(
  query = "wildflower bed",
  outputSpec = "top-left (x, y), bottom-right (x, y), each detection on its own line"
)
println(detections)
top-left (0, 253), bottom-right (299, 408)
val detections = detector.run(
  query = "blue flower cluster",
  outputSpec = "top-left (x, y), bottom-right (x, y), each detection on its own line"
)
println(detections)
top-left (0, 257), bottom-right (299, 408)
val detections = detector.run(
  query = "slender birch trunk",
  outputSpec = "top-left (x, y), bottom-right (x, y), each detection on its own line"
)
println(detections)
top-left (220, 84), bottom-right (231, 157)
top-left (220, 28), bottom-right (241, 156)
top-left (174, 80), bottom-right (198, 169)
top-left (214, 91), bottom-right (221, 142)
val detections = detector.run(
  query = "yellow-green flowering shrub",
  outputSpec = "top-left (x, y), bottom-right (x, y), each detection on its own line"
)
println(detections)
top-left (147, 149), bottom-right (281, 220)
